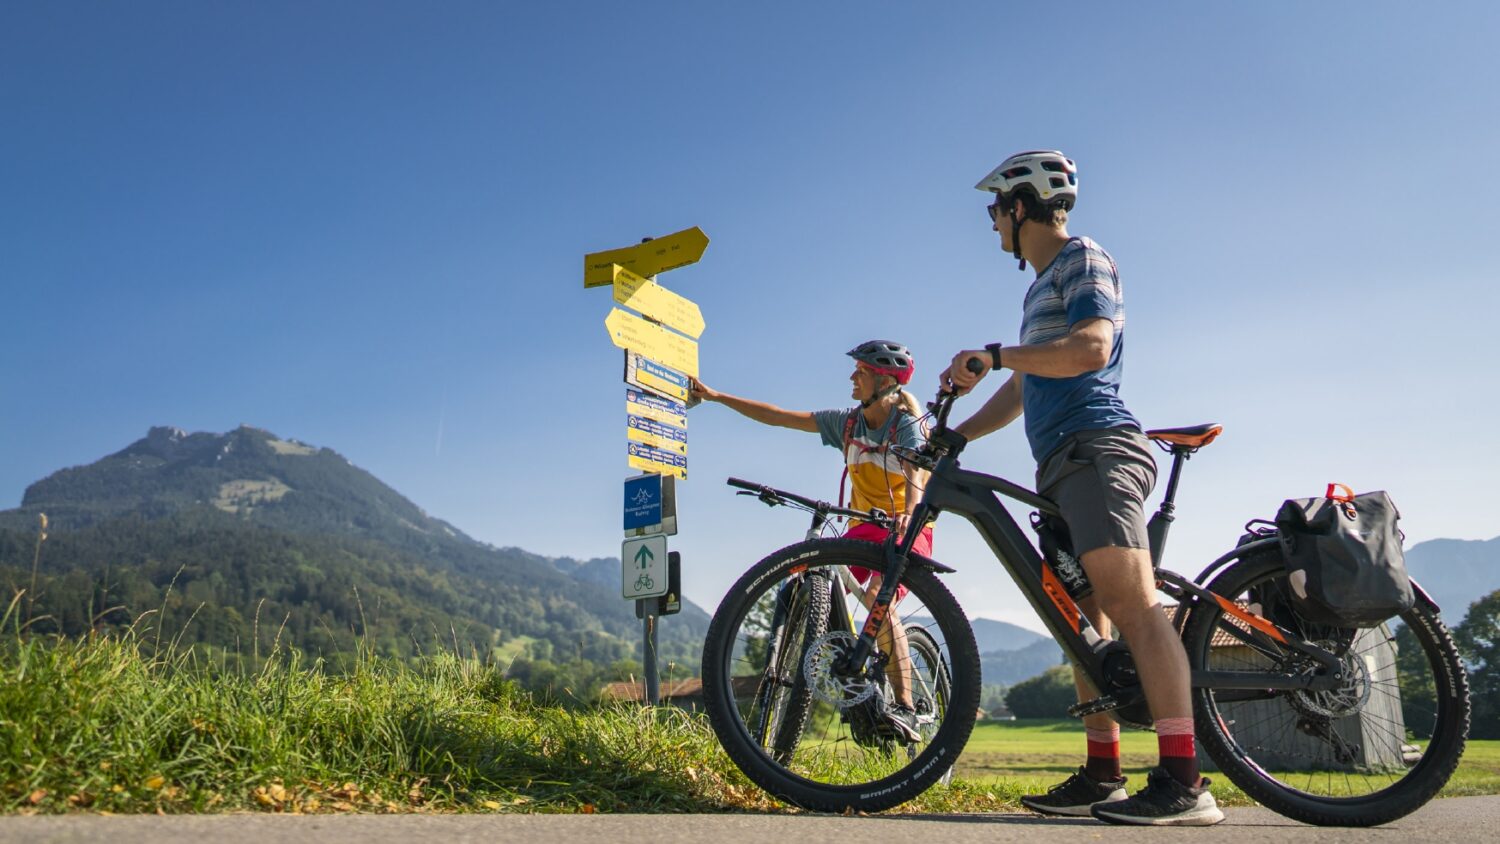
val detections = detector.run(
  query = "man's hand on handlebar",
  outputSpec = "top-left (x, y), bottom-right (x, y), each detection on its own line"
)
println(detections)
top-left (939, 351), bottom-right (992, 396)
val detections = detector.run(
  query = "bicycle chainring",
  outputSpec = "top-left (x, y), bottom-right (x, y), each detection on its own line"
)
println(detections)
top-left (803, 631), bottom-right (878, 710)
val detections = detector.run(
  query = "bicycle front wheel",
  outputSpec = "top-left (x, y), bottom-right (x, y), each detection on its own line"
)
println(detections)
top-left (701, 539), bottom-right (980, 812)
top-left (1183, 548), bottom-right (1469, 826)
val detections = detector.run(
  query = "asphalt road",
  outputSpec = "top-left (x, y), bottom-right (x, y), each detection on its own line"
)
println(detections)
top-left (5, 797), bottom-right (1499, 844)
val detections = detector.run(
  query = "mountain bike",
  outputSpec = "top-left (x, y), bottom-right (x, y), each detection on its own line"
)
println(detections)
top-left (701, 378), bottom-right (1469, 826)
top-left (729, 481), bottom-right (953, 778)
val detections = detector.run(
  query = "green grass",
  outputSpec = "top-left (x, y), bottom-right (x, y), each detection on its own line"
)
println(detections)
top-left (4, 594), bottom-right (1491, 817)
top-left (0, 615), bottom-right (1016, 816)
top-left (955, 719), bottom-right (1500, 806)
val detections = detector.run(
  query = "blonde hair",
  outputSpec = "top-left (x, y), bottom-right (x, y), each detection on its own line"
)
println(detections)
top-left (897, 389), bottom-right (927, 436)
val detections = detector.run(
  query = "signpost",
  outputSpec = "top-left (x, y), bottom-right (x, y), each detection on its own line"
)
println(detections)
top-left (623, 472), bottom-right (676, 536)
top-left (627, 441), bottom-right (686, 479)
top-left (589, 228), bottom-right (709, 706)
top-left (610, 265), bottom-right (706, 338)
top-left (627, 414), bottom-right (687, 455)
top-left (621, 535), bottom-right (669, 600)
top-left (584, 226), bottom-right (709, 288)
top-left (626, 387), bottom-right (687, 428)
top-left (604, 308), bottom-right (699, 378)
top-left (625, 352), bottom-right (692, 404)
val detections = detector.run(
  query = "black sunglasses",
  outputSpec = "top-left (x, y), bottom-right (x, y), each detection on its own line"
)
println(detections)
top-left (986, 197), bottom-right (1011, 222)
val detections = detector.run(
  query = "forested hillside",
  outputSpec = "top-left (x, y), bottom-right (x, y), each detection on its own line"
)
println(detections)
top-left (0, 426), bottom-right (708, 700)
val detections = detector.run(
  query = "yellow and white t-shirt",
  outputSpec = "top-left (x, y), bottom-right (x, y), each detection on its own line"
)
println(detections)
top-left (812, 407), bottom-right (922, 525)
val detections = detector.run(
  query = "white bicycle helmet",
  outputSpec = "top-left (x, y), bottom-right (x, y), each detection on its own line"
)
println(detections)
top-left (976, 150), bottom-right (1078, 269)
top-left (975, 150), bottom-right (1078, 209)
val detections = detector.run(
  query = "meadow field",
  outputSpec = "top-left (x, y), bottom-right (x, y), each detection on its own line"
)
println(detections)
top-left (954, 719), bottom-right (1500, 806)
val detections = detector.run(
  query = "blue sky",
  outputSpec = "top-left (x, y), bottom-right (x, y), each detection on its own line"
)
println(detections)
top-left (4, 2), bottom-right (1498, 632)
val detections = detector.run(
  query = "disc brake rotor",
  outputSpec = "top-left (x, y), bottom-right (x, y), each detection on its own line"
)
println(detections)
top-left (803, 630), bottom-right (877, 709)
top-left (1291, 639), bottom-right (1373, 719)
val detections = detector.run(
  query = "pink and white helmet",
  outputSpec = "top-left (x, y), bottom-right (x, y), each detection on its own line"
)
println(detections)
top-left (975, 150), bottom-right (1078, 210)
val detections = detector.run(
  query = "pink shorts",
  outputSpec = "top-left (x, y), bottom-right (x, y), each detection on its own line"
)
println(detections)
top-left (843, 522), bottom-right (933, 603)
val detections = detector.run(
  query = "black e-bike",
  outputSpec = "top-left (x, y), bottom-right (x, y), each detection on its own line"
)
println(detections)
top-left (701, 380), bottom-right (1468, 826)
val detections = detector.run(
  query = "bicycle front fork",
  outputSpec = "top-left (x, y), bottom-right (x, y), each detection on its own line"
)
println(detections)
top-left (833, 501), bottom-right (931, 676)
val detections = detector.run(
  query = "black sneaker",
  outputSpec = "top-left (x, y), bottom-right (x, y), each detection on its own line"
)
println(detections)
top-left (1020, 767), bottom-right (1128, 817)
top-left (885, 703), bottom-right (923, 744)
top-left (1090, 766), bottom-right (1224, 826)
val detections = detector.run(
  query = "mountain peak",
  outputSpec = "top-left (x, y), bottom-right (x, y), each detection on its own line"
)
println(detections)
top-left (15, 425), bottom-right (474, 550)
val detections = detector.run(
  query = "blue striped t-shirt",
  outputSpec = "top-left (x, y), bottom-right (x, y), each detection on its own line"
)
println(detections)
top-left (1018, 237), bottom-right (1140, 462)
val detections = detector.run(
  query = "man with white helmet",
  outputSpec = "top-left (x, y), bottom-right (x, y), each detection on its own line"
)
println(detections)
top-left (939, 151), bottom-right (1222, 826)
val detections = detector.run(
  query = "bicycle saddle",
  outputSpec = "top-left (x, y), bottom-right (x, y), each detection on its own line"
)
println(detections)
top-left (1146, 423), bottom-right (1223, 449)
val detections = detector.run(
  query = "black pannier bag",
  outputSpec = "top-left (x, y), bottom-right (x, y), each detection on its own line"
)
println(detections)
top-left (1274, 485), bottom-right (1414, 627)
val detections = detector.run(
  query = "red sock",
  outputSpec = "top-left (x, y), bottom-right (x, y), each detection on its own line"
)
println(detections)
top-left (1085, 725), bottom-right (1122, 782)
top-left (1156, 716), bottom-right (1199, 787)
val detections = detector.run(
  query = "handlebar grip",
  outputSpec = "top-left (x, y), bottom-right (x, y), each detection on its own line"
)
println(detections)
top-left (726, 477), bottom-right (760, 491)
top-left (965, 356), bottom-right (987, 375)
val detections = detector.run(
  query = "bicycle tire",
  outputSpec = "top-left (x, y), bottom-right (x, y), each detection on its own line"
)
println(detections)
top-left (764, 574), bottom-right (831, 760)
top-left (1182, 548), bottom-right (1469, 826)
top-left (702, 539), bottom-right (980, 812)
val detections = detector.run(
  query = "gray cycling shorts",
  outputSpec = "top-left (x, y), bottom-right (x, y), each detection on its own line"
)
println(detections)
top-left (1035, 427), bottom-right (1158, 557)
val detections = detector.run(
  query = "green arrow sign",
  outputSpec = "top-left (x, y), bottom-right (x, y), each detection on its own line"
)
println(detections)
top-left (622, 535), bottom-right (668, 600)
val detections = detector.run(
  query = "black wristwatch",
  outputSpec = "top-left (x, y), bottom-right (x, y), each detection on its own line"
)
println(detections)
top-left (984, 342), bottom-right (1004, 371)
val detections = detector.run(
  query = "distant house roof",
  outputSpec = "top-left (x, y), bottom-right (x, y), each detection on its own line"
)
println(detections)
top-left (1166, 601), bottom-right (1266, 649)
top-left (600, 675), bottom-right (759, 703)
top-left (601, 678), bottom-right (704, 702)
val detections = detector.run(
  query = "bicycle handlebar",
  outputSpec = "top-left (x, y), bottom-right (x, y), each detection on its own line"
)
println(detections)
top-left (902, 356), bottom-right (985, 466)
top-left (725, 477), bottom-right (893, 527)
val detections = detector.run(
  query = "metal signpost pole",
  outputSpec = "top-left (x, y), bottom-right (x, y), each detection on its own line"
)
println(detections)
top-left (641, 600), bottom-right (659, 705)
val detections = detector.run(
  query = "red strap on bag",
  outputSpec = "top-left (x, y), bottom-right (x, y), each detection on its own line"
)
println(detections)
top-left (1325, 483), bottom-right (1356, 503)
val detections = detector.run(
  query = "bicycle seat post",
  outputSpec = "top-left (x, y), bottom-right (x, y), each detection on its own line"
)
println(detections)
top-left (1146, 447), bottom-right (1190, 568)
top-left (1142, 423), bottom-right (1222, 569)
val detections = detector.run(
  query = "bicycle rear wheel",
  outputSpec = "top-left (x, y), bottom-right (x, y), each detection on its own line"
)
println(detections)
top-left (748, 574), bottom-right (830, 762)
top-left (903, 623), bottom-right (954, 785)
top-left (702, 539), bottom-right (979, 812)
top-left (1183, 549), bottom-right (1469, 826)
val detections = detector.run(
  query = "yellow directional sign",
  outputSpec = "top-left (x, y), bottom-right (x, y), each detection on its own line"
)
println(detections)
top-left (611, 265), bottom-right (705, 339)
top-left (627, 388), bottom-right (688, 429)
top-left (584, 227), bottom-right (709, 288)
top-left (605, 308), bottom-right (699, 378)
top-left (628, 414), bottom-right (687, 455)
top-left (628, 442), bottom-right (687, 479)
top-left (626, 352), bottom-right (692, 403)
